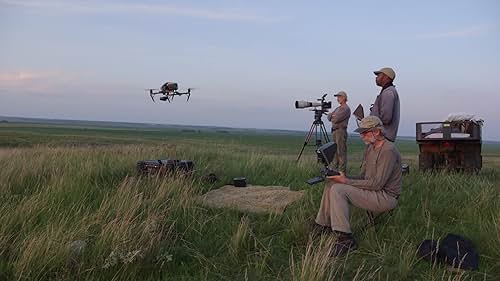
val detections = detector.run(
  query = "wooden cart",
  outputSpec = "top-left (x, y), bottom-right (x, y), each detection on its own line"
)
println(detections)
top-left (416, 121), bottom-right (482, 172)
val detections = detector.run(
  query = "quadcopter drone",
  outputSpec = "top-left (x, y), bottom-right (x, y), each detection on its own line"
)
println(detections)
top-left (146, 82), bottom-right (194, 102)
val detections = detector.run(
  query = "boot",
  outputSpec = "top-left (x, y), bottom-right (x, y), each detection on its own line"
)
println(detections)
top-left (331, 231), bottom-right (357, 257)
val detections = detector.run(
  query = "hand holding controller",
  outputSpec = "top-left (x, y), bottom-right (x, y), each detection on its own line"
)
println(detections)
top-left (324, 169), bottom-right (340, 176)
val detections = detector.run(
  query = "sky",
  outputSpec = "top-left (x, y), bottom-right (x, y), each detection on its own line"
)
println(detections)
top-left (1, 0), bottom-right (499, 140)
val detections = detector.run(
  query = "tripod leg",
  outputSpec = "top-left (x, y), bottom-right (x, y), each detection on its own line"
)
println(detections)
top-left (320, 122), bottom-right (331, 143)
top-left (315, 124), bottom-right (322, 147)
top-left (297, 122), bottom-right (316, 161)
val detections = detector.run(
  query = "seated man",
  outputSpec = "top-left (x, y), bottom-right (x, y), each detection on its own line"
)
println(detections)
top-left (314, 116), bottom-right (402, 257)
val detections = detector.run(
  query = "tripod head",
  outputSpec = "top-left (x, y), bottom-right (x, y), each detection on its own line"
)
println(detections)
top-left (312, 108), bottom-right (326, 123)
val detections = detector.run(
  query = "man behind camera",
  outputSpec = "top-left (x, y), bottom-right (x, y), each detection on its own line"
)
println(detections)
top-left (314, 116), bottom-right (402, 257)
top-left (327, 91), bottom-right (351, 174)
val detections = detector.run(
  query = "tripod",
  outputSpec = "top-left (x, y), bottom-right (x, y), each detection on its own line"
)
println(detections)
top-left (296, 109), bottom-right (331, 162)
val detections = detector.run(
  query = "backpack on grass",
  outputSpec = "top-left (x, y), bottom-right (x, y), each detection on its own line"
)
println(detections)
top-left (417, 233), bottom-right (479, 270)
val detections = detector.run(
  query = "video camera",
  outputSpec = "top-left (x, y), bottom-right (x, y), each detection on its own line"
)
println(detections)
top-left (295, 94), bottom-right (332, 112)
top-left (306, 142), bottom-right (340, 185)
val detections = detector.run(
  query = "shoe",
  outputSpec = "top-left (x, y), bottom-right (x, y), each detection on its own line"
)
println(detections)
top-left (331, 233), bottom-right (357, 257)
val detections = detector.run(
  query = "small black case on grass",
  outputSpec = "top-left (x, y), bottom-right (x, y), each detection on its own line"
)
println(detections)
top-left (233, 177), bottom-right (247, 187)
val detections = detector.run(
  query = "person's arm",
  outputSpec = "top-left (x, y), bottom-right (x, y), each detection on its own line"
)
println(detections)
top-left (377, 91), bottom-right (395, 125)
top-left (370, 96), bottom-right (379, 117)
top-left (330, 106), bottom-right (350, 124)
top-left (349, 148), bottom-right (367, 179)
top-left (344, 149), bottom-right (397, 190)
top-left (327, 108), bottom-right (336, 122)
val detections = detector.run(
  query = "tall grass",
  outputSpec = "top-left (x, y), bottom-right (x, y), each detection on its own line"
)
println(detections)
top-left (0, 126), bottom-right (499, 280)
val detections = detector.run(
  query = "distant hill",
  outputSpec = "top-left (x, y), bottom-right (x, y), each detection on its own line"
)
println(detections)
top-left (3, 115), bottom-right (495, 144)
top-left (0, 115), bottom-right (305, 136)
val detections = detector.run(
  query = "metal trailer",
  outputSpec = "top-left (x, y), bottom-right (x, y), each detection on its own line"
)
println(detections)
top-left (416, 121), bottom-right (482, 172)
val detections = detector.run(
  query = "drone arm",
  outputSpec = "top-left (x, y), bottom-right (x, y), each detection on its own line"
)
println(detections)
top-left (146, 89), bottom-right (158, 102)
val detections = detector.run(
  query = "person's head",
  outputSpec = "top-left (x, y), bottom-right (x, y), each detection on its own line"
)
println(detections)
top-left (374, 67), bottom-right (395, 87)
top-left (354, 116), bottom-right (385, 145)
top-left (334, 91), bottom-right (347, 105)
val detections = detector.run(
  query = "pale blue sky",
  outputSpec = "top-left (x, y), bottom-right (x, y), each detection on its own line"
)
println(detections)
top-left (1, 1), bottom-right (499, 140)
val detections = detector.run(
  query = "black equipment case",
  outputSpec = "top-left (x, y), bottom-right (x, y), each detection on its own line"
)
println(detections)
top-left (136, 159), bottom-right (194, 176)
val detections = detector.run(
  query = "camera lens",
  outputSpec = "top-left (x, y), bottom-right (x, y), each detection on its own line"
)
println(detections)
top-left (295, 101), bottom-right (312, 108)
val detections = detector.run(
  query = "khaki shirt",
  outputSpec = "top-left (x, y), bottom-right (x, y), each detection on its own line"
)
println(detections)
top-left (345, 141), bottom-right (401, 198)
top-left (370, 85), bottom-right (400, 142)
top-left (327, 104), bottom-right (351, 130)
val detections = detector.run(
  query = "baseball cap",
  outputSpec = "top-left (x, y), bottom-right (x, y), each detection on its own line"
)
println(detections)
top-left (334, 91), bottom-right (347, 99)
top-left (373, 67), bottom-right (396, 80)
top-left (354, 116), bottom-right (383, 133)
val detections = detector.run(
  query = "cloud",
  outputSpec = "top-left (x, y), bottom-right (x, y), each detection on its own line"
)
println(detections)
top-left (0, 70), bottom-right (53, 94)
top-left (416, 23), bottom-right (497, 39)
top-left (0, 71), bottom-right (44, 83)
top-left (0, 0), bottom-right (289, 23)
top-left (0, 70), bottom-right (76, 95)
top-left (0, 69), bottom-right (141, 99)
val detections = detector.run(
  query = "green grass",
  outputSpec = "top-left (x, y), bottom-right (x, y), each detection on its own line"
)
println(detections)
top-left (0, 122), bottom-right (499, 280)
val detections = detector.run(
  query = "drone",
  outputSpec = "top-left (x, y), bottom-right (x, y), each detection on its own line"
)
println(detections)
top-left (146, 82), bottom-right (194, 103)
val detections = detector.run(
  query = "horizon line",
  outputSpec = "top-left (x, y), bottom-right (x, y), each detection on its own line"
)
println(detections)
top-left (3, 114), bottom-right (499, 143)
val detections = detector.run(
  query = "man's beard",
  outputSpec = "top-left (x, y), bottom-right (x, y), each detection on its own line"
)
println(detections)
top-left (363, 135), bottom-right (376, 145)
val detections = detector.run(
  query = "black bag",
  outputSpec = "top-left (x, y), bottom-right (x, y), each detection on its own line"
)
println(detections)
top-left (417, 233), bottom-right (479, 270)
top-left (416, 239), bottom-right (439, 263)
top-left (439, 233), bottom-right (479, 270)
top-left (136, 159), bottom-right (194, 176)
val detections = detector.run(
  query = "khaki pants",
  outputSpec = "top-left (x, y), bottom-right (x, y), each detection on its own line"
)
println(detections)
top-left (332, 128), bottom-right (347, 173)
top-left (315, 183), bottom-right (398, 233)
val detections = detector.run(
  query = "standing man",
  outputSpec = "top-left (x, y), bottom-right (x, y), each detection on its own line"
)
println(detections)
top-left (370, 67), bottom-right (400, 142)
top-left (314, 116), bottom-right (402, 256)
top-left (327, 91), bottom-right (351, 173)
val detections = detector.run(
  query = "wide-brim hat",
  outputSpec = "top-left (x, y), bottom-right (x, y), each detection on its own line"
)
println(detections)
top-left (354, 116), bottom-right (383, 133)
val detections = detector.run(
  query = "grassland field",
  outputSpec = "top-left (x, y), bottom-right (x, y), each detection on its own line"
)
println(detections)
top-left (0, 121), bottom-right (499, 281)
